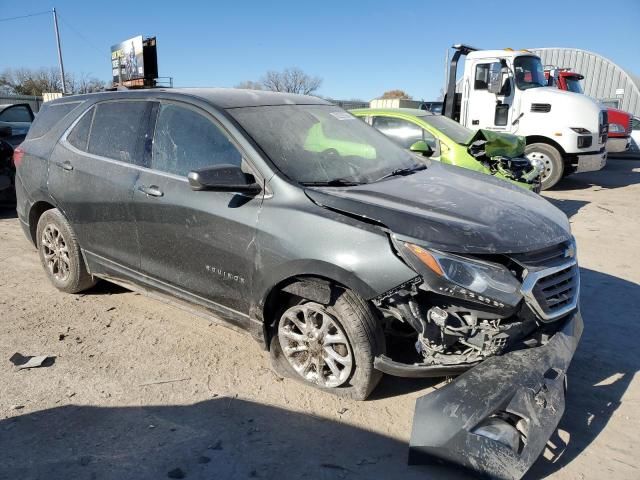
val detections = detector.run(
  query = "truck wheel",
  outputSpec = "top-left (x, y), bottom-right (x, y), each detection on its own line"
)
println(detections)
top-left (36, 208), bottom-right (96, 293)
top-left (272, 288), bottom-right (384, 400)
top-left (525, 143), bottom-right (564, 190)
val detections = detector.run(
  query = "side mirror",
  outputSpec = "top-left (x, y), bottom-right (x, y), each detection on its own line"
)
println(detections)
top-left (409, 140), bottom-right (434, 157)
top-left (187, 164), bottom-right (262, 194)
top-left (487, 62), bottom-right (503, 95)
top-left (0, 126), bottom-right (12, 138)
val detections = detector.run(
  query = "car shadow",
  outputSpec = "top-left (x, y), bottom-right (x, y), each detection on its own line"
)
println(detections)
top-left (526, 267), bottom-right (640, 478)
top-left (82, 280), bottom-right (131, 296)
top-left (544, 198), bottom-right (589, 219)
top-left (0, 206), bottom-right (17, 219)
top-left (551, 158), bottom-right (640, 191)
top-left (0, 397), bottom-right (469, 480)
top-left (369, 375), bottom-right (443, 400)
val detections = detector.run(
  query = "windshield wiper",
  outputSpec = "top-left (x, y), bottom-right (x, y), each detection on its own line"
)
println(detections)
top-left (373, 163), bottom-right (427, 183)
top-left (300, 178), bottom-right (364, 187)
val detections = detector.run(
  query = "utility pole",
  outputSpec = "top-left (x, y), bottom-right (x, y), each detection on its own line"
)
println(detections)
top-left (52, 7), bottom-right (66, 94)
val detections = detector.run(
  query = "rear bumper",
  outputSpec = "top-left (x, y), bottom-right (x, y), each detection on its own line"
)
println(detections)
top-left (605, 136), bottom-right (630, 153)
top-left (409, 310), bottom-right (583, 479)
top-left (575, 149), bottom-right (607, 173)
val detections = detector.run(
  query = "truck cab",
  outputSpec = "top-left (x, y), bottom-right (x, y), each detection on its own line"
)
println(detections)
top-left (444, 45), bottom-right (607, 189)
top-left (545, 67), bottom-right (632, 154)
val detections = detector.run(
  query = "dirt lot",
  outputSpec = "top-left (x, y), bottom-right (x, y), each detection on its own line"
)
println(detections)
top-left (1, 158), bottom-right (638, 480)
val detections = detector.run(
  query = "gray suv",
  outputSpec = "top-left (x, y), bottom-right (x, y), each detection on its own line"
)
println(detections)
top-left (15, 89), bottom-right (583, 475)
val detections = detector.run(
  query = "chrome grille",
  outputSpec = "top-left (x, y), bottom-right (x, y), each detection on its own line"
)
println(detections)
top-left (516, 241), bottom-right (580, 322)
top-left (532, 263), bottom-right (579, 315)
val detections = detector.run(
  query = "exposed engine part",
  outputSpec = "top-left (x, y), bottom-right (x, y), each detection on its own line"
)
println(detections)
top-left (378, 288), bottom-right (538, 367)
top-left (467, 138), bottom-right (541, 183)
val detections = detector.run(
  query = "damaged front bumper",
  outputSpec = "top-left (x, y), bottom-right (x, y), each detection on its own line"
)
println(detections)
top-left (409, 310), bottom-right (583, 480)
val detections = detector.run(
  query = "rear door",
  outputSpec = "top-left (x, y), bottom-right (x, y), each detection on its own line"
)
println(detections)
top-left (48, 100), bottom-right (152, 270)
top-left (133, 101), bottom-right (263, 319)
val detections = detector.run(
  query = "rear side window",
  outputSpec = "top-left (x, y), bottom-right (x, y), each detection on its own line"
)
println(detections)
top-left (67, 107), bottom-right (95, 151)
top-left (0, 105), bottom-right (33, 122)
top-left (88, 101), bottom-right (148, 163)
top-left (152, 104), bottom-right (242, 177)
top-left (27, 102), bottom-right (80, 138)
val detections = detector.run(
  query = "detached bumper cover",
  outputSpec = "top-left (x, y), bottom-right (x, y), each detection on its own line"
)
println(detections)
top-left (409, 311), bottom-right (583, 480)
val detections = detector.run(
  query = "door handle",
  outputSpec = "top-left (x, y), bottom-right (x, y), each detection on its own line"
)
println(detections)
top-left (137, 184), bottom-right (164, 197)
top-left (54, 161), bottom-right (74, 171)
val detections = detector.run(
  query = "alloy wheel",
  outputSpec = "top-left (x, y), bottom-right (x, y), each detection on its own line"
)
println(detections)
top-left (278, 303), bottom-right (354, 388)
top-left (41, 224), bottom-right (71, 282)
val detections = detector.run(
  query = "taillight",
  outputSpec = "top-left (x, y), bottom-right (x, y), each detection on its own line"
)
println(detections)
top-left (12, 147), bottom-right (24, 168)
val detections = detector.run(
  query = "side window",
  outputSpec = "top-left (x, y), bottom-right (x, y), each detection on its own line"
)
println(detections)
top-left (88, 101), bottom-right (148, 163)
top-left (632, 118), bottom-right (640, 130)
top-left (151, 104), bottom-right (242, 177)
top-left (372, 116), bottom-right (423, 149)
top-left (474, 64), bottom-right (491, 90)
top-left (0, 105), bottom-right (33, 122)
top-left (67, 107), bottom-right (95, 152)
top-left (27, 102), bottom-right (80, 139)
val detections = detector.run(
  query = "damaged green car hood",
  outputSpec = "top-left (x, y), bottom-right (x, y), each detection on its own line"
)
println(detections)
top-left (465, 129), bottom-right (525, 158)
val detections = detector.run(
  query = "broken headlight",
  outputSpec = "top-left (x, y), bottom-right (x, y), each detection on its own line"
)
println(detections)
top-left (398, 242), bottom-right (523, 308)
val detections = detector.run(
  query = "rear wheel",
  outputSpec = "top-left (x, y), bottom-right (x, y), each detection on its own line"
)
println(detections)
top-left (271, 288), bottom-right (384, 400)
top-left (525, 143), bottom-right (564, 190)
top-left (36, 209), bottom-right (96, 293)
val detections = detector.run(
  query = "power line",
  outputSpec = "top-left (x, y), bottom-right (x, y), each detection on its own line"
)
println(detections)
top-left (57, 13), bottom-right (104, 56)
top-left (0, 10), bottom-right (50, 23)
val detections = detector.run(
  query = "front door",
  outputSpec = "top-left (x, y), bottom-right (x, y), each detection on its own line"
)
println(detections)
top-left (133, 101), bottom-right (263, 321)
top-left (48, 100), bottom-right (152, 270)
top-left (465, 60), bottom-right (514, 132)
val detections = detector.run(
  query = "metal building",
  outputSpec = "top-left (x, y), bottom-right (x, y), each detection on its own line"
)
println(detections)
top-left (530, 47), bottom-right (640, 116)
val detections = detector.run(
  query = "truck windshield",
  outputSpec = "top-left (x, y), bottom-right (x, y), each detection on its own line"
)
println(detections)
top-left (514, 56), bottom-right (547, 90)
top-left (564, 76), bottom-right (584, 94)
top-left (230, 104), bottom-right (422, 185)
top-left (420, 114), bottom-right (473, 144)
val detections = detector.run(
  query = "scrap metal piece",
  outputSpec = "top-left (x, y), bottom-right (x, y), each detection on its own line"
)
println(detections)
top-left (409, 311), bottom-right (583, 480)
top-left (10, 353), bottom-right (55, 370)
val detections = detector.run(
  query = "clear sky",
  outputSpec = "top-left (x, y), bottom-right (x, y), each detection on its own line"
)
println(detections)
top-left (1, 0), bottom-right (639, 100)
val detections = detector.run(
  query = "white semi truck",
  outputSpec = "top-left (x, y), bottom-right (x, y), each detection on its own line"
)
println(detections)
top-left (443, 45), bottom-right (607, 189)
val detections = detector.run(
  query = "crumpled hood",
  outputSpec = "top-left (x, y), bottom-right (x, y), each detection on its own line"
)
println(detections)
top-left (464, 129), bottom-right (526, 158)
top-left (305, 162), bottom-right (571, 254)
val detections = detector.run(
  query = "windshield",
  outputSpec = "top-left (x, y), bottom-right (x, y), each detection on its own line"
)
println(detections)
top-left (565, 77), bottom-right (584, 94)
top-left (514, 56), bottom-right (546, 90)
top-left (230, 105), bottom-right (422, 184)
top-left (419, 114), bottom-right (473, 144)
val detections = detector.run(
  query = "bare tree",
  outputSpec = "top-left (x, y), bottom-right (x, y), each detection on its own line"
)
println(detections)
top-left (0, 68), bottom-right (106, 96)
top-left (381, 89), bottom-right (412, 99)
top-left (234, 80), bottom-right (263, 90)
top-left (261, 68), bottom-right (322, 95)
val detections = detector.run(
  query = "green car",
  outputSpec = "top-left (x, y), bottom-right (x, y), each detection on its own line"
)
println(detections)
top-left (351, 108), bottom-right (542, 191)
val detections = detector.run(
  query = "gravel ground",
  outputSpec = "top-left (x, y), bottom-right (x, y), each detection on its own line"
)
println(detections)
top-left (0, 158), bottom-right (638, 480)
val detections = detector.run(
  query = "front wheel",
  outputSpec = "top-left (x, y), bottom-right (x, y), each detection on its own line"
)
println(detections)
top-left (525, 143), bottom-right (564, 190)
top-left (272, 288), bottom-right (384, 400)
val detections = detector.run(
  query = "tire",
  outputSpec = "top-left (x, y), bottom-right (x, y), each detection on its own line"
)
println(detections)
top-left (36, 208), bottom-right (96, 293)
top-left (525, 143), bottom-right (564, 190)
top-left (271, 288), bottom-right (384, 400)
